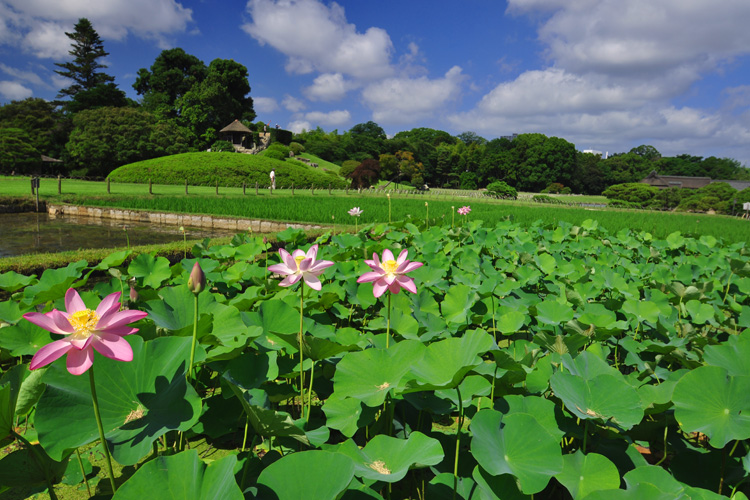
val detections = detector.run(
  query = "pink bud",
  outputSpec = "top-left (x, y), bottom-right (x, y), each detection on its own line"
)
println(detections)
top-left (188, 262), bottom-right (206, 294)
top-left (129, 286), bottom-right (139, 303)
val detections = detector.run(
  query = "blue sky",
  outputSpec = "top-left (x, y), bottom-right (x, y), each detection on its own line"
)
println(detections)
top-left (2, 0), bottom-right (750, 166)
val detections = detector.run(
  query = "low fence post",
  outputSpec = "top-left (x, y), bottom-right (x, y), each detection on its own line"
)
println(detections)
top-left (30, 177), bottom-right (35, 195)
top-left (185, 179), bottom-right (188, 195)
top-left (329, 183), bottom-right (332, 195)
top-left (58, 175), bottom-right (62, 194)
top-left (149, 178), bottom-right (152, 195)
top-left (255, 182), bottom-right (258, 195)
top-left (216, 180), bottom-right (219, 195)
top-left (243, 182), bottom-right (246, 195)
top-left (106, 177), bottom-right (110, 194)
top-left (291, 182), bottom-right (294, 195)
top-left (311, 185), bottom-right (314, 195)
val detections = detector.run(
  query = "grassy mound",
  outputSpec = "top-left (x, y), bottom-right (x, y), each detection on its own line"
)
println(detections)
top-left (107, 152), bottom-right (347, 189)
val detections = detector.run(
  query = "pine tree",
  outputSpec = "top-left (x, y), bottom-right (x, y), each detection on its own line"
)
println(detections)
top-left (54, 18), bottom-right (115, 99)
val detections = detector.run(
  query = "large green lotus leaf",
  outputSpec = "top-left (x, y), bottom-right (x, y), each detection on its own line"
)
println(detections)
top-left (0, 445), bottom-right (68, 489)
top-left (534, 253), bottom-right (558, 275)
top-left (470, 409), bottom-right (562, 495)
top-left (578, 303), bottom-right (617, 329)
top-left (550, 372), bottom-right (643, 429)
top-left (322, 396), bottom-right (377, 437)
top-left (702, 332), bottom-right (750, 376)
top-left (684, 300), bottom-right (715, 325)
top-left (561, 351), bottom-right (618, 380)
top-left (368, 306), bottom-right (420, 340)
top-left (535, 299), bottom-right (575, 326)
top-left (621, 299), bottom-right (660, 324)
top-left (619, 465), bottom-right (725, 500)
top-left (672, 365), bottom-right (750, 448)
top-left (127, 253), bottom-right (172, 289)
top-left (435, 375), bottom-right (491, 407)
top-left (425, 471), bottom-right (479, 500)
top-left (257, 450), bottom-right (354, 500)
top-left (0, 317), bottom-right (56, 357)
top-left (93, 250), bottom-right (131, 272)
top-left (581, 484), bottom-right (668, 500)
top-left (224, 385), bottom-right (308, 444)
top-left (335, 432), bottom-right (443, 483)
top-left (143, 286), bottom-right (214, 336)
top-left (494, 394), bottom-right (566, 441)
top-left (222, 350), bottom-right (278, 391)
top-left (203, 301), bottom-right (257, 350)
top-left (21, 260), bottom-right (87, 306)
top-left (0, 299), bottom-right (22, 324)
top-left (471, 466), bottom-right (528, 500)
top-left (245, 298), bottom-right (300, 341)
top-left (14, 365), bottom-right (46, 416)
top-left (36, 336), bottom-right (203, 465)
top-left (555, 451), bottom-right (620, 500)
top-left (112, 450), bottom-right (242, 500)
top-left (405, 329), bottom-right (494, 391)
top-left (441, 284), bottom-right (477, 325)
top-left (304, 336), bottom-right (358, 361)
top-left (332, 340), bottom-right (425, 407)
top-left (0, 270), bottom-right (36, 293)
top-left (0, 365), bottom-right (24, 447)
top-left (495, 307), bottom-right (527, 335)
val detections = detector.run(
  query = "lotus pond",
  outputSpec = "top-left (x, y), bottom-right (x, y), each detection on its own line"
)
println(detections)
top-left (1, 218), bottom-right (750, 499)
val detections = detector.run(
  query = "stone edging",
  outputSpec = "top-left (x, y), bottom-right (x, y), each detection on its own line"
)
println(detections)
top-left (47, 204), bottom-right (324, 233)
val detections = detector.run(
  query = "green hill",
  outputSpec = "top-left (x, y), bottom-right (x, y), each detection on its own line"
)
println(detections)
top-left (107, 152), bottom-right (347, 188)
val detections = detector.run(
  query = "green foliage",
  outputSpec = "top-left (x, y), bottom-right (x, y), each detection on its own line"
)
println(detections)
top-left (107, 152), bottom-right (347, 188)
top-left (289, 141), bottom-right (305, 155)
top-left (486, 180), bottom-right (517, 199)
top-left (339, 160), bottom-right (359, 179)
top-left (602, 183), bottom-right (659, 203)
top-left (532, 194), bottom-right (565, 204)
top-left (54, 18), bottom-right (115, 101)
top-left (459, 171), bottom-right (477, 190)
top-left (677, 182), bottom-right (738, 213)
top-left (265, 142), bottom-right (291, 159)
top-left (0, 128), bottom-right (40, 174)
top-left (209, 140), bottom-right (236, 153)
top-left (0, 98), bottom-right (66, 159)
top-left (65, 107), bottom-right (191, 177)
top-left (541, 182), bottom-right (566, 194)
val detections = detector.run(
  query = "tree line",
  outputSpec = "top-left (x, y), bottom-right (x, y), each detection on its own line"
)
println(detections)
top-left (1, 18), bottom-right (748, 194)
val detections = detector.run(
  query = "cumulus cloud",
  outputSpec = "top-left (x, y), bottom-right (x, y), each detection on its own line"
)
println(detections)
top-left (242, 0), bottom-right (394, 80)
top-left (0, 80), bottom-right (32, 99)
top-left (253, 96), bottom-right (279, 113)
top-left (282, 95), bottom-right (305, 112)
top-left (303, 72), bottom-right (355, 101)
top-left (287, 120), bottom-right (312, 133)
top-left (302, 109), bottom-right (350, 127)
top-left (451, 0), bottom-right (750, 164)
top-left (1, 0), bottom-right (193, 58)
top-left (362, 66), bottom-right (465, 123)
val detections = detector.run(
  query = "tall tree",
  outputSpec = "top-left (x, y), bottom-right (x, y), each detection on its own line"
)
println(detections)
top-left (54, 18), bottom-right (115, 100)
top-left (133, 48), bottom-right (207, 118)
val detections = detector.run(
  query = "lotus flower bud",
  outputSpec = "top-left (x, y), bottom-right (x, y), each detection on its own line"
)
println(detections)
top-left (129, 286), bottom-right (139, 303)
top-left (187, 262), bottom-right (206, 294)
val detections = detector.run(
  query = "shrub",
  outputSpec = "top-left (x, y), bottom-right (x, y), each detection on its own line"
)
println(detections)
top-left (532, 194), bottom-right (565, 204)
top-left (541, 182), bottom-right (565, 194)
top-left (210, 140), bottom-right (236, 153)
top-left (459, 171), bottom-right (477, 190)
top-left (340, 160), bottom-right (360, 179)
top-left (607, 199), bottom-right (643, 209)
top-left (289, 142), bottom-right (305, 155)
top-left (677, 182), bottom-right (737, 214)
top-left (486, 181), bottom-right (517, 199)
top-left (602, 183), bottom-right (659, 204)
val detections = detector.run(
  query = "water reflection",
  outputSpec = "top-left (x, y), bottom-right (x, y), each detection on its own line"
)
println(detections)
top-left (0, 212), bottom-right (239, 258)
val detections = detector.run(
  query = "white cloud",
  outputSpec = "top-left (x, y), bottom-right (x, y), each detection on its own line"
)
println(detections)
top-left (303, 72), bottom-right (355, 101)
top-left (362, 66), bottom-right (465, 123)
top-left (282, 95), bottom-right (305, 112)
top-left (253, 96), bottom-right (278, 113)
top-left (303, 109), bottom-right (350, 127)
top-left (242, 0), bottom-right (394, 80)
top-left (287, 120), bottom-right (312, 133)
top-left (1, 0), bottom-right (193, 58)
top-left (0, 63), bottom-right (48, 87)
top-left (0, 80), bottom-right (32, 99)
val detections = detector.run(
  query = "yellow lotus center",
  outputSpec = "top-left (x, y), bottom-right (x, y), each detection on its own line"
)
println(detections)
top-left (69, 309), bottom-right (99, 341)
top-left (383, 259), bottom-right (398, 278)
top-left (294, 255), bottom-right (306, 270)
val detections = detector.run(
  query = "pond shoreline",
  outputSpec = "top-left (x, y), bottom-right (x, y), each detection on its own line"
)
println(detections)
top-left (46, 203), bottom-right (324, 233)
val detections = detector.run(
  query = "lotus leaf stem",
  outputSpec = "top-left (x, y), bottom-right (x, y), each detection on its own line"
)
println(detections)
top-left (75, 447), bottom-right (92, 497)
top-left (12, 430), bottom-right (59, 500)
top-left (89, 367), bottom-right (117, 493)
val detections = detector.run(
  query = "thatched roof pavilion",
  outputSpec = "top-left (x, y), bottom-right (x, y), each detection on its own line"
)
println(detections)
top-left (219, 120), bottom-right (254, 149)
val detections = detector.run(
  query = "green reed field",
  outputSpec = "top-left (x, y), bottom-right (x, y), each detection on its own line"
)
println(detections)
top-left (2, 175), bottom-right (749, 244)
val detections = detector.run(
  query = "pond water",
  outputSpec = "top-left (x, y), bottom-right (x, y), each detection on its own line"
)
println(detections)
top-left (0, 212), bottom-right (240, 258)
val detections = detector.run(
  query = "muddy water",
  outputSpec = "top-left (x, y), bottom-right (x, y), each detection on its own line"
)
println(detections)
top-left (0, 212), bottom-right (239, 258)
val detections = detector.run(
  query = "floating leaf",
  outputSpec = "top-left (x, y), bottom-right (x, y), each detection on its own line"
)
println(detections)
top-left (672, 365), bottom-right (750, 448)
top-left (36, 336), bottom-right (203, 465)
top-left (470, 409), bottom-right (562, 494)
top-left (112, 450), bottom-right (242, 500)
top-left (335, 432), bottom-right (443, 483)
top-left (555, 451), bottom-right (620, 499)
top-left (257, 450), bottom-right (354, 500)
top-left (127, 253), bottom-right (172, 289)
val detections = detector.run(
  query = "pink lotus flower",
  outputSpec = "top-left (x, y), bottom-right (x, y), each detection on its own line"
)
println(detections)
top-left (23, 288), bottom-right (148, 375)
top-left (357, 249), bottom-right (423, 298)
top-left (457, 206), bottom-right (471, 216)
top-left (348, 207), bottom-right (363, 217)
top-left (268, 244), bottom-right (334, 290)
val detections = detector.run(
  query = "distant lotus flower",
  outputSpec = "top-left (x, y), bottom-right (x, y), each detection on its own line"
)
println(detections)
top-left (268, 244), bottom-right (334, 290)
top-left (348, 207), bottom-right (363, 217)
top-left (457, 206), bottom-right (472, 216)
top-left (24, 288), bottom-right (148, 375)
top-left (357, 249), bottom-right (423, 298)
